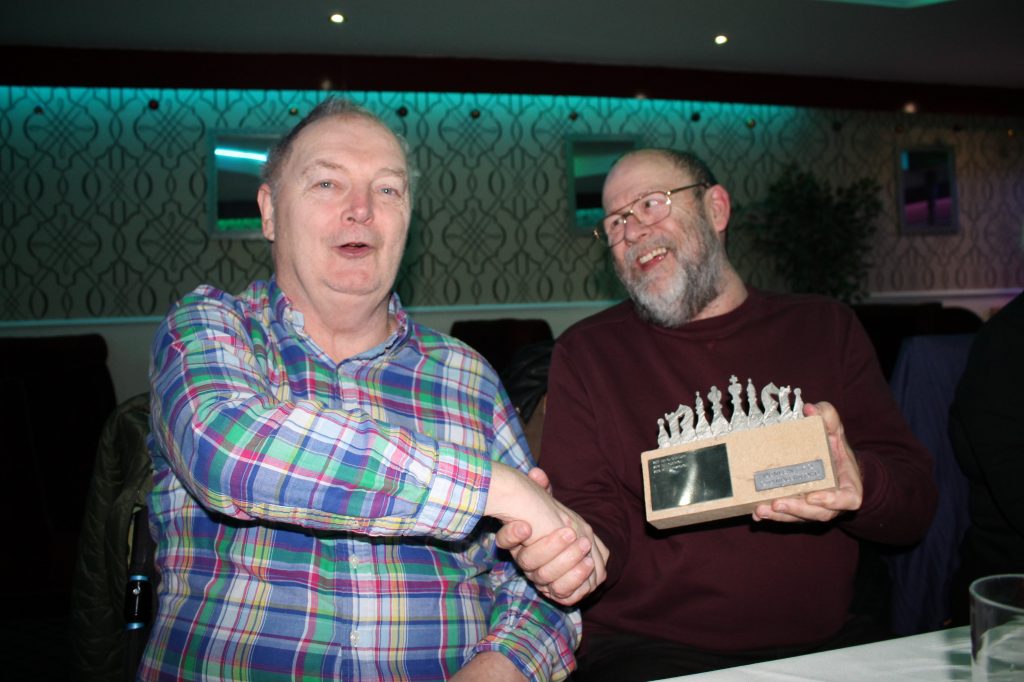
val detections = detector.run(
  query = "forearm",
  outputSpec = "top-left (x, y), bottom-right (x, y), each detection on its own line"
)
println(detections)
top-left (453, 652), bottom-right (526, 681)
top-left (152, 301), bottom-right (490, 538)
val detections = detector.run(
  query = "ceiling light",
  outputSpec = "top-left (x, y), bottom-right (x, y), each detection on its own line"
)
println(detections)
top-left (715, 35), bottom-right (729, 45)
top-left (330, 13), bottom-right (345, 24)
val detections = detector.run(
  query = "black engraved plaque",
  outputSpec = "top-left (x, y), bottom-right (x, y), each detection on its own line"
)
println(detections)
top-left (753, 459), bottom-right (825, 492)
top-left (648, 443), bottom-right (733, 511)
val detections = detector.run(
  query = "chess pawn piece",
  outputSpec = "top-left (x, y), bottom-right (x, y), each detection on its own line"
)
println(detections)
top-left (746, 378), bottom-right (763, 426)
top-left (694, 392), bottom-right (713, 440)
top-left (728, 375), bottom-right (749, 431)
top-left (708, 385), bottom-right (729, 436)
top-left (761, 382), bottom-right (780, 425)
top-left (657, 418), bottom-right (670, 448)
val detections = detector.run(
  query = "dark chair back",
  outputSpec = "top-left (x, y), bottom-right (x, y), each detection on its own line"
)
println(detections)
top-left (0, 334), bottom-right (117, 612)
top-left (449, 318), bottom-right (553, 375)
top-left (884, 334), bottom-right (975, 635)
top-left (70, 393), bottom-right (155, 681)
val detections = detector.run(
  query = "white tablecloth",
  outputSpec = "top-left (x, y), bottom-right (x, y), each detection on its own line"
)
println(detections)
top-left (658, 626), bottom-right (971, 681)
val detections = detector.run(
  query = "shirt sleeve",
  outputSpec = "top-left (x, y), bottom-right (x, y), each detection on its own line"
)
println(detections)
top-left (471, 397), bottom-right (581, 681)
top-left (149, 292), bottom-right (490, 540)
top-left (475, 558), bottom-right (581, 681)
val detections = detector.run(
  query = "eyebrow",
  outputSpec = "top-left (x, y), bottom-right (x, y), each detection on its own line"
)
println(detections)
top-left (300, 159), bottom-right (408, 183)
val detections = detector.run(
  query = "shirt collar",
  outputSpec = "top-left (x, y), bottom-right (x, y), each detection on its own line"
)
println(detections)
top-left (269, 277), bottom-right (411, 361)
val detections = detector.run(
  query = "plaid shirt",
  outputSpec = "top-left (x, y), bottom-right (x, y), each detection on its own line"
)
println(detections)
top-left (140, 279), bottom-right (580, 681)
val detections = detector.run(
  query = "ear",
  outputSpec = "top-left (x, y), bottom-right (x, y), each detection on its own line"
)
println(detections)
top-left (257, 183), bottom-right (275, 242)
top-left (704, 184), bottom-right (732, 235)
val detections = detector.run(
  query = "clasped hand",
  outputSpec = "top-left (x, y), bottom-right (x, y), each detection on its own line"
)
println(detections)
top-left (485, 464), bottom-right (608, 606)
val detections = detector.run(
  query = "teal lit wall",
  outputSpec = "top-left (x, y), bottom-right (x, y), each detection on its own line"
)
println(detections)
top-left (1, 86), bottom-right (1021, 321)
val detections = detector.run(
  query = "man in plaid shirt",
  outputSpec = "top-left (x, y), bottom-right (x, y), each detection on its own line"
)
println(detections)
top-left (140, 99), bottom-right (606, 681)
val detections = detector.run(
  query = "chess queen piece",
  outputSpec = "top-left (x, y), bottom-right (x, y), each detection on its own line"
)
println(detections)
top-left (708, 386), bottom-right (729, 436)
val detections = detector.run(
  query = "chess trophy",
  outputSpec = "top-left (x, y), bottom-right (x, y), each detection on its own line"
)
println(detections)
top-left (642, 376), bottom-right (837, 528)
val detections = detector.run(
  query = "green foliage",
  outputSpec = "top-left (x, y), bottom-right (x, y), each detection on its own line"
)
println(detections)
top-left (744, 164), bottom-right (882, 303)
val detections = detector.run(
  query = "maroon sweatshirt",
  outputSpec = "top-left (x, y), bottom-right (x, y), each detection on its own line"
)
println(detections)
top-left (542, 288), bottom-right (937, 653)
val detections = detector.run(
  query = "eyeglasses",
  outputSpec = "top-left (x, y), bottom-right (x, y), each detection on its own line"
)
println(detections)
top-left (593, 182), bottom-right (710, 247)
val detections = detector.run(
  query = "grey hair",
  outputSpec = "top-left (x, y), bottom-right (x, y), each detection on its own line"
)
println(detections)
top-left (261, 97), bottom-right (418, 198)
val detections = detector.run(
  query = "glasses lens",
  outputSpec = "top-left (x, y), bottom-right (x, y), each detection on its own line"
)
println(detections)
top-left (600, 214), bottom-right (625, 246)
top-left (635, 191), bottom-right (670, 223)
top-left (598, 190), bottom-right (674, 247)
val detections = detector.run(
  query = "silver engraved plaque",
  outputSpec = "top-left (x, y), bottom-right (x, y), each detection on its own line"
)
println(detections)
top-left (753, 459), bottom-right (825, 492)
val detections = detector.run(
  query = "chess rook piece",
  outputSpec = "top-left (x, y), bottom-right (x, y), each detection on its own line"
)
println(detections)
top-left (728, 376), bottom-right (749, 431)
top-left (791, 388), bottom-right (804, 419)
top-left (664, 409), bottom-right (680, 441)
top-left (694, 392), bottom-right (713, 441)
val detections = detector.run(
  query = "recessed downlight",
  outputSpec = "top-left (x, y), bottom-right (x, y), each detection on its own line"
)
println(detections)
top-left (714, 35), bottom-right (729, 45)
top-left (330, 13), bottom-right (345, 24)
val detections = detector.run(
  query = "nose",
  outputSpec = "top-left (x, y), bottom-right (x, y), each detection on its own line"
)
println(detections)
top-left (343, 185), bottom-right (374, 224)
top-left (621, 212), bottom-right (650, 244)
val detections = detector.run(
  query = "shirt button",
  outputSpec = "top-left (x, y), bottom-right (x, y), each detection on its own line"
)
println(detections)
top-left (350, 629), bottom-right (360, 645)
top-left (351, 556), bottom-right (360, 568)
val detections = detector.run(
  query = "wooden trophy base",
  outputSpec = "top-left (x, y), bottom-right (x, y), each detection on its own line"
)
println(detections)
top-left (642, 415), bottom-right (836, 529)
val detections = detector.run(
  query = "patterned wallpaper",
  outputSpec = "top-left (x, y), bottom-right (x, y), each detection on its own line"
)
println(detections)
top-left (0, 86), bottom-right (1021, 321)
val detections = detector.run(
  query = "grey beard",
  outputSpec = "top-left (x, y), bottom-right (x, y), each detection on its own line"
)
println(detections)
top-left (616, 217), bottom-right (724, 328)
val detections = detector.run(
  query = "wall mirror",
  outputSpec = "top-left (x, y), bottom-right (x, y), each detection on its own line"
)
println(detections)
top-left (208, 130), bottom-right (285, 238)
top-left (898, 146), bottom-right (958, 235)
top-left (566, 135), bottom-right (640, 235)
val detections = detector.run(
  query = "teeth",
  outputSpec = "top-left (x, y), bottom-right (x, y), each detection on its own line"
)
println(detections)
top-left (638, 247), bottom-right (667, 265)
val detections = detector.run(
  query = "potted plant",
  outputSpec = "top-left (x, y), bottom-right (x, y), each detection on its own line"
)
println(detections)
top-left (741, 164), bottom-right (882, 303)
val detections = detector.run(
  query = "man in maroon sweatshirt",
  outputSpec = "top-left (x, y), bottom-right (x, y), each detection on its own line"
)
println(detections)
top-left (523, 148), bottom-right (937, 681)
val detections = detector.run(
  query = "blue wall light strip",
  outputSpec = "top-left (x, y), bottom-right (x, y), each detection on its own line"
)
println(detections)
top-left (214, 147), bottom-right (268, 162)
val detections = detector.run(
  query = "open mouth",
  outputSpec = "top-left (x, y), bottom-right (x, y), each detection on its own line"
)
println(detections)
top-left (638, 246), bottom-right (668, 266)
